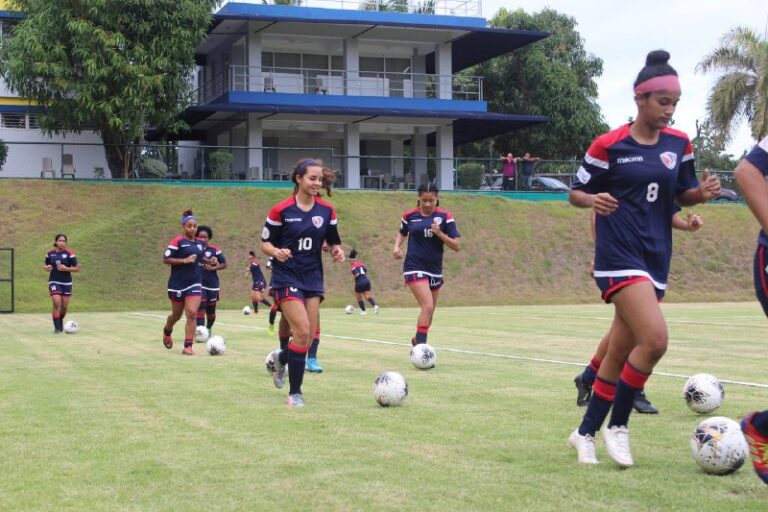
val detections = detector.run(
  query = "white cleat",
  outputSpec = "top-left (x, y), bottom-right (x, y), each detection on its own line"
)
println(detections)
top-left (265, 349), bottom-right (286, 389)
top-left (360, 310), bottom-right (367, 315)
top-left (601, 424), bottom-right (633, 467)
top-left (568, 429), bottom-right (598, 464)
top-left (286, 393), bottom-right (305, 407)
top-left (374, 305), bottom-right (380, 314)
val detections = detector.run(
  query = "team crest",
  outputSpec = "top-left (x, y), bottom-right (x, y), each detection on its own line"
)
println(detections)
top-left (205, 251), bottom-right (211, 258)
top-left (197, 244), bottom-right (203, 251)
top-left (433, 217), bottom-right (443, 225)
top-left (312, 216), bottom-right (324, 228)
top-left (659, 151), bottom-right (677, 170)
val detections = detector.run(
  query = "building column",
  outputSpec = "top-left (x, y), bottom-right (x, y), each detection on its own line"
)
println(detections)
top-left (413, 130), bottom-right (428, 186)
top-left (412, 50), bottom-right (426, 99)
top-left (436, 124), bottom-right (454, 190)
top-left (247, 113), bottom-right (263, 180)
top-left (247, 24), bottom-right (262, 92)
top-left (344, 123), bottom-right (360, 189)
top-left (390, 138), bottom-right (404, 185)
top-left (435, 42), bottom-right (452, 100)
top-left (344, 38), bottom-right (360, 96)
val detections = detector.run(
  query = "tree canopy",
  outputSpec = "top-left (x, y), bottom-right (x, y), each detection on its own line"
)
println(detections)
top-left (0, 0), bottom-right (218, 178)
top-left (467, 8), bottom-right (608, 159)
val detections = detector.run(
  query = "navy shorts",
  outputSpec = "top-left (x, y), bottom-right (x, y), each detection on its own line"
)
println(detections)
top-left (270, 286), bottom-right (324, 305)
top-left (252, 280), bottom-right (266, 292)
top-left (49, 282), bottom-right (72, 296)
top-left (404, 272), bottom-right (443, 290)
top-left (168, 285), bottom-right (203, 303)
top-left (201, 288), bottom-right (220, 304)
top-left (595, 275), bottom-right (664, 303)
top-left (753, 245), bottom-right (768, 317)
top-left (354, 277), bottom-right (372, 293)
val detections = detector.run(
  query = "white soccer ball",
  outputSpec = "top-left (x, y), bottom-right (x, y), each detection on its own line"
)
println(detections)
top-left (372, 371), bottom-right (408, 407)
top-left (194, 325), bottom-right (210, 343)
top-left (690, 416), bottom-right (749, 475)
top-left (206, 335), bottom-right (226, 356)
top-left (683, 373), bottom-right (724, 414)
top-left (63, 320), bottom-right (78, 334)
top-left (344, 305), bottom-right (354, 314)
top-left (243, 305), bottom-right (252, 315)
top-left (410, 343), bottom-right (436, 370)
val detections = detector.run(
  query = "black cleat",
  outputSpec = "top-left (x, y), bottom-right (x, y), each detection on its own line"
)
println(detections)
top-left (574, 375), bottom-right (592, 406)
top-left (633, 389), bottom-right (658, 414)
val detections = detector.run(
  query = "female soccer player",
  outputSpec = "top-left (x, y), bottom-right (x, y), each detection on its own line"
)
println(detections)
top-left (43, 234), bottom-right (80, 333)
top-left (567, 50), bottom-right (720, 466)
top-left (261, 159), bottom-right (344, 407)
top-left (393, 182), bottom-right (460, 348)
top-left (196, 226), bottom-right (227, 333)
top-left (162, 209), bottom-right (207, 355)
top-left (348, 249), bottom-right (379, 315)
top-left (733, 135), bottom-right (768, 485)
top-left (246, 251), bottom-right (272, 314)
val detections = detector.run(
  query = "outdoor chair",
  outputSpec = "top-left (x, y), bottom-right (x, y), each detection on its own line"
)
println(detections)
top-left (40, 157), bottom-right (55, 179)
top-left (61, 154), bottom-right (76, 179)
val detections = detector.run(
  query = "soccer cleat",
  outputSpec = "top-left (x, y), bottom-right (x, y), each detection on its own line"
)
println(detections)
top-left (568, 429), bottom-right (598, 464)
top-left (741, 412), bottom-right (768, 485)
top-left (633, 389), bottom-right (658, 414)
top-left (305, 358), bottom-right (323, 373)
top-left (163, 333), bottom-right (173, 349)
top-left (182, 346), bottom-right (194, 356)
top-left (574, 375), bottom-right (592, 407)
top-left (268, 323), bottom-right (275, 336)
top-left (53, 329), bottom-right (62, 334)
top-left (266, 349), bottom-right (285, 389)
top-left (286, 393), bottom-right (305, 408)
top-left (374, 305), bottom-right (380, 314)
top-left (360, 310), bottom-right (367, 315)
top-left (602, 425), bottom-right (633, 467)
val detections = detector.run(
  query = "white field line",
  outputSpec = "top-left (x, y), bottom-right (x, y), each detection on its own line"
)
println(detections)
top-left (130, 312), bottom-right (768, 389)
top-left (492, 312), bottom-right (768, 328)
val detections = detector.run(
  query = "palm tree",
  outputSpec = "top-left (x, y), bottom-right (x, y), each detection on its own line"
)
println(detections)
top-left (697, 26), bottom-right (768, 143)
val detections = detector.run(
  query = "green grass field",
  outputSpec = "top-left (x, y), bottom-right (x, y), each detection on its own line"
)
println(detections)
top-left (1, 303), bottom-right (767, 511)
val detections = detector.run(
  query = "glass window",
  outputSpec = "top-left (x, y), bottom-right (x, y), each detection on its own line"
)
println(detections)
top-left (275, 52), bottom-right (300, 71)
top-left (261, 52), bottom-right (274, 68)
top-left (331, 56), bottom-right (343, 70)
top-left (0, 20), bottom-right (18, 38)
top-left (302, 54), bottom-right (327, 71)
top-left (1, 112), bottom-right (25, 129)
top-left (360, 57), bottom-right (384, 72)
top-left (386, 58), bottom-right (411, 74)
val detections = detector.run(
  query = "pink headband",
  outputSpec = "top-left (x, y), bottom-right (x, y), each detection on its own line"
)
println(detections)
top-left (634, 75), bottom-right (680, 94)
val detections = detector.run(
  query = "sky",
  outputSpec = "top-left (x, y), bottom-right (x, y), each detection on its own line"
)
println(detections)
top-left (482, 0), bottom-right (768, 157)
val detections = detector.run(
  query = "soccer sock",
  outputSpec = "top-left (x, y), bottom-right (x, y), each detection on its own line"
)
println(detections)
top-left (52, 314), bottom-right (61, 331)
top-left (206, 305), bottom-right (216, 330)
top-left (278, 347), bottom-right (289, 365)
top-left (269, 310), bottom-right (278, 326)
top-left (581, 356), bottom-right (602, 385)
top-left (358, 300), bottom-right (366, 312)
top-left (752, 411), bottom-right (768, 435)
top-left (608, 362), bottom-right (651, 428)
top-left (286, 343), bottom-right (308, 395)
top-left (367, 297), bottom-right (377, 307)
top-left (414, 325), bottom-right (429, 344)
top-left (279, 334), bottom-right (291, 351)
top-left (578, 377), bottom-right (616, 437)
top-left (261, 298), bottom-right (272, 307)
top-left (253, 302), bottom-right (259, 313)
top-left (184, 338), bottom-right (193, 348)
top-left (308, 335), bottom-right (320, 359)
top-left (196, 311), bottom-right (205, 327)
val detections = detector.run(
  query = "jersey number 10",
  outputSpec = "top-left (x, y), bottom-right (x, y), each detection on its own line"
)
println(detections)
top-left (297, 237), bottom-right (313, 251)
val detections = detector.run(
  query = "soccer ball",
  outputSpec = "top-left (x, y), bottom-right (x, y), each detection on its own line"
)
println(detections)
top-left (344, 305), bottom-right (354, 314)
top-left (372, 371), bottom-right (408, 407)
top-left (243, 305), bottom-right (252, 315)
top-left (63, 320), bottom-right (78, 334)
top-left (194, 325), bottom-right (210, 343)
top-left (410, 343), bottom-right (436, 370)
top-left (206, 335), bottom-right (226, 356)
top-left (683, 373), bottom-right (724, 414)
top-left (690, 416), bottom-right (749, 475)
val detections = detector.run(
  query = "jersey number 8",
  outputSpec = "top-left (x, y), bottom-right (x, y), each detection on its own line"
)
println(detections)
top-left (646, 182), bottom-right (659, 203)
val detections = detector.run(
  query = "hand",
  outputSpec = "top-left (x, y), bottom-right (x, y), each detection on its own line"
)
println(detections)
top-left (44, 264), bottom-right (52, 272)
top-left (184, 254), bottom-right (197, 264)
top-left (56, 262), bottom-right (66, 271)
top-left (431, 222), bottom-right (442, 235)
top-left (687, 213), bottom-right (704, 231)
top-left (393, 246), bottom-right (403, 259)
top-left (321, 242), bottom-right (330, 253)
top-left (209, 256), bottom-right (218, 266)
top-left (699, 170), bottom-right (721, 202)
top-left (331, 246), bottom-right (345, 262)
top-left (274, 248), bottom-right (292, 262)
top-left (592, 192), bottom-right (619, 216)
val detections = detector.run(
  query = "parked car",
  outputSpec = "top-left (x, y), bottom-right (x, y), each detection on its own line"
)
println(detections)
top-left (710, 187), bottom-right (739, 203)
top-left (530, 176), bottom-right (570, 192)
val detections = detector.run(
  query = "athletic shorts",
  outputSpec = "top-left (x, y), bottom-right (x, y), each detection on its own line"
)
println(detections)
top-left (270, 286), bottom-right (324, 305)
top-left (354, 276), bottom-right (372, 293)
top-left (595, 275), bottom-right (664, 303)
top-left (167, 285), bottom-right (203, 303)
top-left (404, 272), bottom-right (443, 290)
top-left (201, 287), bottom-right (220, 304)
top-left (49, 282), bottom-right (72, 296)
top-left (753, 244), bottom-right (768, 317)
top-left (251, 280), bottom-right (266, 292)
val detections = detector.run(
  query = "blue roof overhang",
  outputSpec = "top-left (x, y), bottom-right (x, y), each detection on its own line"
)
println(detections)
top-left (179, 103), bottom-right (548, 145)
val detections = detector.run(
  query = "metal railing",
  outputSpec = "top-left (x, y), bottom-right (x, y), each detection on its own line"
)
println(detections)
top-left (194, 65), bottom-right (483, 105)
top-left (223, 0), bottom-right (482, 17)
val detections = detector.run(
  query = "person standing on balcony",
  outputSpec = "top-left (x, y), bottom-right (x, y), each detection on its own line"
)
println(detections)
top-left (520, 152), bottom-right (540, 191)
top-left (501, 153), bottom-right (517, 190)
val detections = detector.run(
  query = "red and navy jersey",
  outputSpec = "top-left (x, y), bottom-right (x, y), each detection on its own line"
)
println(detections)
top-left (261, 195), bottom-right (342, 293)
top-left (399, 207), bottom-right (460, 277)
top-left (202, 243), bottom-right (225, 290)
top-left (44, 248), bottom-right (77, 285)
top-left (746, 136), bottom-right (768, 247)
top-left (572, 124), bottom-right (698, 290)
top-left (164, 235), bottom-right (204, 293)
top-left (249, 261), bottom-right (266, 285)
top-left (351, 262), bottom-right (368, 280)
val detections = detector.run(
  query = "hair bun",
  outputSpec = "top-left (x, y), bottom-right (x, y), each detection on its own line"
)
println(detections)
top-left (646, 50), bottom-right (670, 67)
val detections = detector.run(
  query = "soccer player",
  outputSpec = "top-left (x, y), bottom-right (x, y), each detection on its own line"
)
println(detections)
top-left (393, 183), bottom-right (460, 348)
top-left (262, 159), bottom-right (344, 407)
top-left (162, 209), bottom-right (207, 355)
top-left (246, 251), bottom-right (272, 314)
top-left (567, 50), bottom-right (720, 466)
top-left (196, 226), bottom-right (227, 333)
top-left (43, 234), bottom-right (80, 333)
top-left (574, 209), bottom-right (704, 413)
top-left (733, 135), bottom-right (768, 485)
top-left (348, 249), bottom-right (379, 315)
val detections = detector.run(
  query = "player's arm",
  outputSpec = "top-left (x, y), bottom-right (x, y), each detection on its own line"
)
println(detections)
top-left (164, 255), bottom-right (196, 265)
top-left (569, 189), bottom-right (618, 216)
top-left (393, 233), bottom-right (406, 259)
top-left (735, 158), bottom-right (768, 233)
top-left (261, 209), bottom-right (291, 262)
top-left (43, 254), bottom-right (52, 272)
top-left (430, 222), bottom-right (460, 252)
top-left (672, 212), bottom-right (704, 232)
top-left (678, 169), bottom-right (720, 206)
top-left (60, 260), bottom-right (80, 273)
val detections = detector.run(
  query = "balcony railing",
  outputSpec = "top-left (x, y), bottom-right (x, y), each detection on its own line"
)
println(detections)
top-left (194, 65), bottom-right (483, 105)
top-left (222, 0), bottom-right (482, 18)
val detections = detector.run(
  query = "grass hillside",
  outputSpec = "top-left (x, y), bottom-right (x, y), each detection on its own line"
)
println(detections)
top-left (0, 179), bottom-right (760, 312)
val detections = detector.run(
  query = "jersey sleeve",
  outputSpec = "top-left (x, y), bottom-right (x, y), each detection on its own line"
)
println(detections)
top-left (164, 238), bottom-right (180, 259)
top-left (44, 252), bottom-right (51, 265)
top-left (571, 136), bottom-right (611, 194)
top-left (324, 205), bottom-right (342, 246)
top-left (443, 212), bottom-right (460, 238)
top-left (69, 253), bottom-right (78, 267)
top-left (262, 205), bottom-right (283, 245)
top-left (215, 249), bottom-right (226, 265)
top-left (399, 212), bottom-right (409, 236)
top-left (676, 138), bottom-right (698, 194)
top-left (746, 136), bottom-right (768, 175)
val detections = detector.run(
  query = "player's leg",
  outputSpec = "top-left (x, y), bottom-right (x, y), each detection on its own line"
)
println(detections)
top-left (365, 291), bottom-right (379, 313)
top-left (356, 291), bottom-right (367, 314)
top-left (278, 315), bottom-right (290, 350)
top-left (182, 295), bottom-right (202, 355)
top-left (163, 298), bottom-right (184, 349)
top-left (278, 297), bottom-right (317, 406)
top-left (206, 293), bottom-right (217, 330)
top-left (196, 298), bottom-right (207, 327)
top-left (306, 313), bottom-right (322, 373)
top-left (741, 410), bottom-right (768, 484)
top-left (574, 322), bottom-right (613, 406)
top-left (268, 303), bottom-right (279, 335)
top-left (51, 293), bottom-right (63, 333)
top-left (60, 295), bottom-right (70, 323)
top-left (408, 280), bottom-right (434, 345)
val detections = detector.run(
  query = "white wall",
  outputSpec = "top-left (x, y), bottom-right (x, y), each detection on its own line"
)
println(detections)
top-left (0, 128), bottom-right (108, 178)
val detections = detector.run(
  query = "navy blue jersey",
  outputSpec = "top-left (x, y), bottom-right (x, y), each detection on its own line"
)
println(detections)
top-left (572, 124), bottom-right (698, 290)
top-left (202, 243), bottom-right (225, 290)
top-left (399, 207), bottom-right (460, 278)
top-left (44, 248), bottom-right (78, 285)
top-left (249, 261), bottom-right (266, 285)
top-left (351, 262), bottom-right (368, 279)
top-left (164, 235), bottom-right (204, 293)
top-left (746, 136), bottom-right (768, 247)
top-left (262, 195), bottom-right (341, 293)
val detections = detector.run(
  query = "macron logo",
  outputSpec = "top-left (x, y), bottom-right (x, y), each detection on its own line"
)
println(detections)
top-left (617, 156), bottom-right (644, 164)
top-left (285, 218), bottom-right (302, 223)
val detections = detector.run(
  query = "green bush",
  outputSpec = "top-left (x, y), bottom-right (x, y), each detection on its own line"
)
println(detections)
top-left (140, 157), bottom-right (168, 178)
top-left (0, 139), bottom-right (8, 171)
top-left (456, 162), bottom-right (485, 190)
top-left (208, 151), bottom-right (234, 180)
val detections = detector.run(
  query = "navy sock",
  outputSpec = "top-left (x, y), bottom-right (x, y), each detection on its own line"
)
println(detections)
top-left (196, 313), bottom-right (205, 327)
top-left (253, 302), bottom-right (259, 313)
top-left (261, 298), bottom-right (272, 307)
top-left (287, 346), bottom-right (307, 395)
top-left (578, 377), bottom-right (615, 437)
top-left (415, 325), bottom-right (429, 344)
top-left (279, 334), bottom-right (290, 351)
top-left (607, 380), bottom-right (636, 428)
top-left (269, 310), bottom-right (277, 326)
top-left (581, 366), bottom-right (597, 385)
top-left (278, 348), bottom-right (289, 365)
top-left (367, 297), bottom-right (377, 306)
top-left (53, 316), bottom-right (63, 331)
top-left (358, 300), bottom-right (366, 312)
top-left (206, 317), bottom-right (215, 330)
top-left (184, 339), bottom-right (193, 348)
top-left (308, 338), bottom-right (320, 359)
top-left (753, 411), bottom-right (768, 435)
